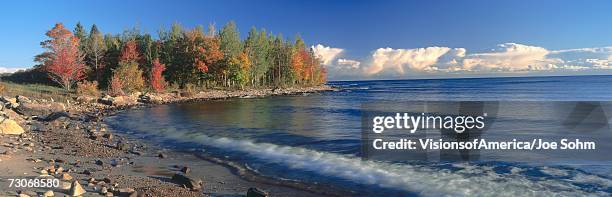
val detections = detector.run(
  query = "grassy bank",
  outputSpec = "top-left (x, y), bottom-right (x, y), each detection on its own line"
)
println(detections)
top-left (0, 81), bottom-right (73, 102)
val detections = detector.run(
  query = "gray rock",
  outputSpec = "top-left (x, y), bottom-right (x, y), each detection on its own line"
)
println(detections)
top-left (15, 101), bottom-right (65, 117)
top-left (41, 111), bottom-right (72, 122)
top-left (116, 141), bottom-right (129, 150)
top-left (171, 173), bottom-right (202, 191)
top-left (181, 166), bottom-right (190, 174)
top-left (158, 153), bottom-right (167, 158)
top-left (247, 187), bottom-right (269, 197)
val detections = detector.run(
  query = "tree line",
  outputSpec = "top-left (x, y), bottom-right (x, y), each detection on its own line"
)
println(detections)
top-left (34, 21), bottom-right (327, 94)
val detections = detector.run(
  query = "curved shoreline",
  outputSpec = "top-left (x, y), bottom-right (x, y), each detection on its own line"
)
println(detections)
top-left (1, 85), bottom-right (343, 196)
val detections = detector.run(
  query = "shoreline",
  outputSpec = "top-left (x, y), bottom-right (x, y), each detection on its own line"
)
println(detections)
top-left (0, 85), bottom-right (348, 197)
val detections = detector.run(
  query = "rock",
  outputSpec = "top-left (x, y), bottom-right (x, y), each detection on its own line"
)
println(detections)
top-left (41, 111), bottom-right (72, 122)
top-left (82, 169), bottom-right (92, 175)
top-left (138, 94), bottom-right (163, 104)
top-left (15, 101), bottom-right (65, 117)
top-left (20, 191), bottom-right (37, 197)
top-left (116, 141), bottom-right (129, 150)
top-left (97, 96), bottom-right (114, 106)
top-left (98, 95), bottom-right (133, 106)
top-left (76, 96), bottom-right (96, 103)
top-left (95, 160), bottom-right (104, 166)
top-left (102, 177), bottom-right (112, 184)
top-left (0, 117), bottom-right (25, 135)
top-left (247, 187), bottom-right (269, 197)
top-left (158, 153), bottom-right (167, 159)
top-left (103, 133), bottom-right (113, 140)
top-left (56, 166), bottom-right (64, 174)
top-left (48, 165), bottom-right (56, 174)
top-left (61, 173), bottom-right (73, 181)
top-left (171, 173), bottom-right (203, 191)
top-left (100, 186), bottom-right (108, 194)
top-left (43, 190), bottom-right (54, 197)
top-left (69, 180), bottom-right (86, 196)
top-left (117, 188), bottom-right (136, 196)
top-left (29, 122), bottom-right (46, 132)
top-left (60, 181), bottom-right (71, 190)
top-left (180, 92), bottom-right (194, 97)
top-left (1, 96), bottom-right (19, 109)
top-left (181, 166), bottom-right (190, 174)
top-left (16, 95), bottom-right (31, 104)
top-left (2, 108), bottom-right (25, 125)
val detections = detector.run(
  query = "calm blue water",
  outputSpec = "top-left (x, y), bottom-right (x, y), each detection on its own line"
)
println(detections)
top-left (107, 75), bottom-right (612, 196)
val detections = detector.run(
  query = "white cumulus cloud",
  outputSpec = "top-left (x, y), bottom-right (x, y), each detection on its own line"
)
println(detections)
top-left (311, 44), bottom-right (343, 65)
top-left (0, 66), bottom-right (26, 73)
top-left (367, 47), bottom-right (467, 75)
top-left (312, 43), bottom-right (612, 80)
top-left (461, 43), bottom-right (560, 72)
top-left (337, 58), bottom-right (361, 69)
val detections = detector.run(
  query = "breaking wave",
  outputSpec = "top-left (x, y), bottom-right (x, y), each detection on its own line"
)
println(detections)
top-left (156, 131), bottom-right (609, 196)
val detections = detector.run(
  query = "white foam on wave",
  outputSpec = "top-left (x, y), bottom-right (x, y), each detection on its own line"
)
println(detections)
top-left (159, 131), bottom-right (606, 196)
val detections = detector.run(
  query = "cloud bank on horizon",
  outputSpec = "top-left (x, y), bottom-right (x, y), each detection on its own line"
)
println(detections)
top-left (0, 66), bottom-right (26, 74)
top-left (313, 43), bottom-right (612, 80)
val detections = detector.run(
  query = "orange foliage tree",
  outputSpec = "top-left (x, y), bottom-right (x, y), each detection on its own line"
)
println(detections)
top-left (111, 40), bottom-right (145, 93)
top-left (40, 23), bottom-right (86, 90)
top-left (150, 58), bottom-right (166, 92)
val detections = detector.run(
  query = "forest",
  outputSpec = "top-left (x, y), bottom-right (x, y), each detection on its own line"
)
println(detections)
top-left (25, 21), bottom-right (327, 95)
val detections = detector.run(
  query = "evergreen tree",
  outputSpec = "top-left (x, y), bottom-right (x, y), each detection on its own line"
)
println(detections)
top-left (86, 24), bottom-right (107, 83)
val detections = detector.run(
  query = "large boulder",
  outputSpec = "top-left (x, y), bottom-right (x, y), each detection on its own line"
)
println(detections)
top-left (98, 95), bottom-right (136, 106)
top-left (0, 96), bottom-right (19, 109)
top-left (98, 95), bottom-right (114, 105)
top-left (171, 173), bottom-right (203, 191)
top-left (15, 101), bottom-right (65, 117)
top-left (41, 111), bottom-right (72, 122)
top-left (138, 94), bottom-right (163, 104)
top-left (0, 117), bottom-right (25, 135)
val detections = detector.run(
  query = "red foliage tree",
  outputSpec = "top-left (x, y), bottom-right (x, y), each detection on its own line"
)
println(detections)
top-left (203, 36), bottom-right (224, 71)
top-left (119, 40), bottom-right (140, 63)
top-left (40, 23), bottom-right (86, 90)
top-left (109, 75), bottom-right (124, 96)
top-left (150, 58), bottom-right (166, 92)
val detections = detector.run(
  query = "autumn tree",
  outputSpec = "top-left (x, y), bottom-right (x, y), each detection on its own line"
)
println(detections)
top-left (111, 40), bottom-right (145, 93)
top-left (291, 35), bottom-right (306, 84)
top-left (39, 23), bottom-right (86, 90)
top-left (36, 21), bottom-right (326, 93)
top-left (236, 50), bottom-right (251, 89)
top-left (150, 58), bottom-right (166, 92)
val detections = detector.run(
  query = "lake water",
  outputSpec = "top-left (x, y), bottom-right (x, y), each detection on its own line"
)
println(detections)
top-left (107, 75), bottom-right (612, 196)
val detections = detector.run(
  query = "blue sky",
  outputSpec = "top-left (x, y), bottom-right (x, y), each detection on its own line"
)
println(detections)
top-left (2, 0), bottom-right (612, 79)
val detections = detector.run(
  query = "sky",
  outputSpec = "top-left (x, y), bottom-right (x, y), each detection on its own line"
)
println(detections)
top-left (1, 0), bottom-right (612, 80)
